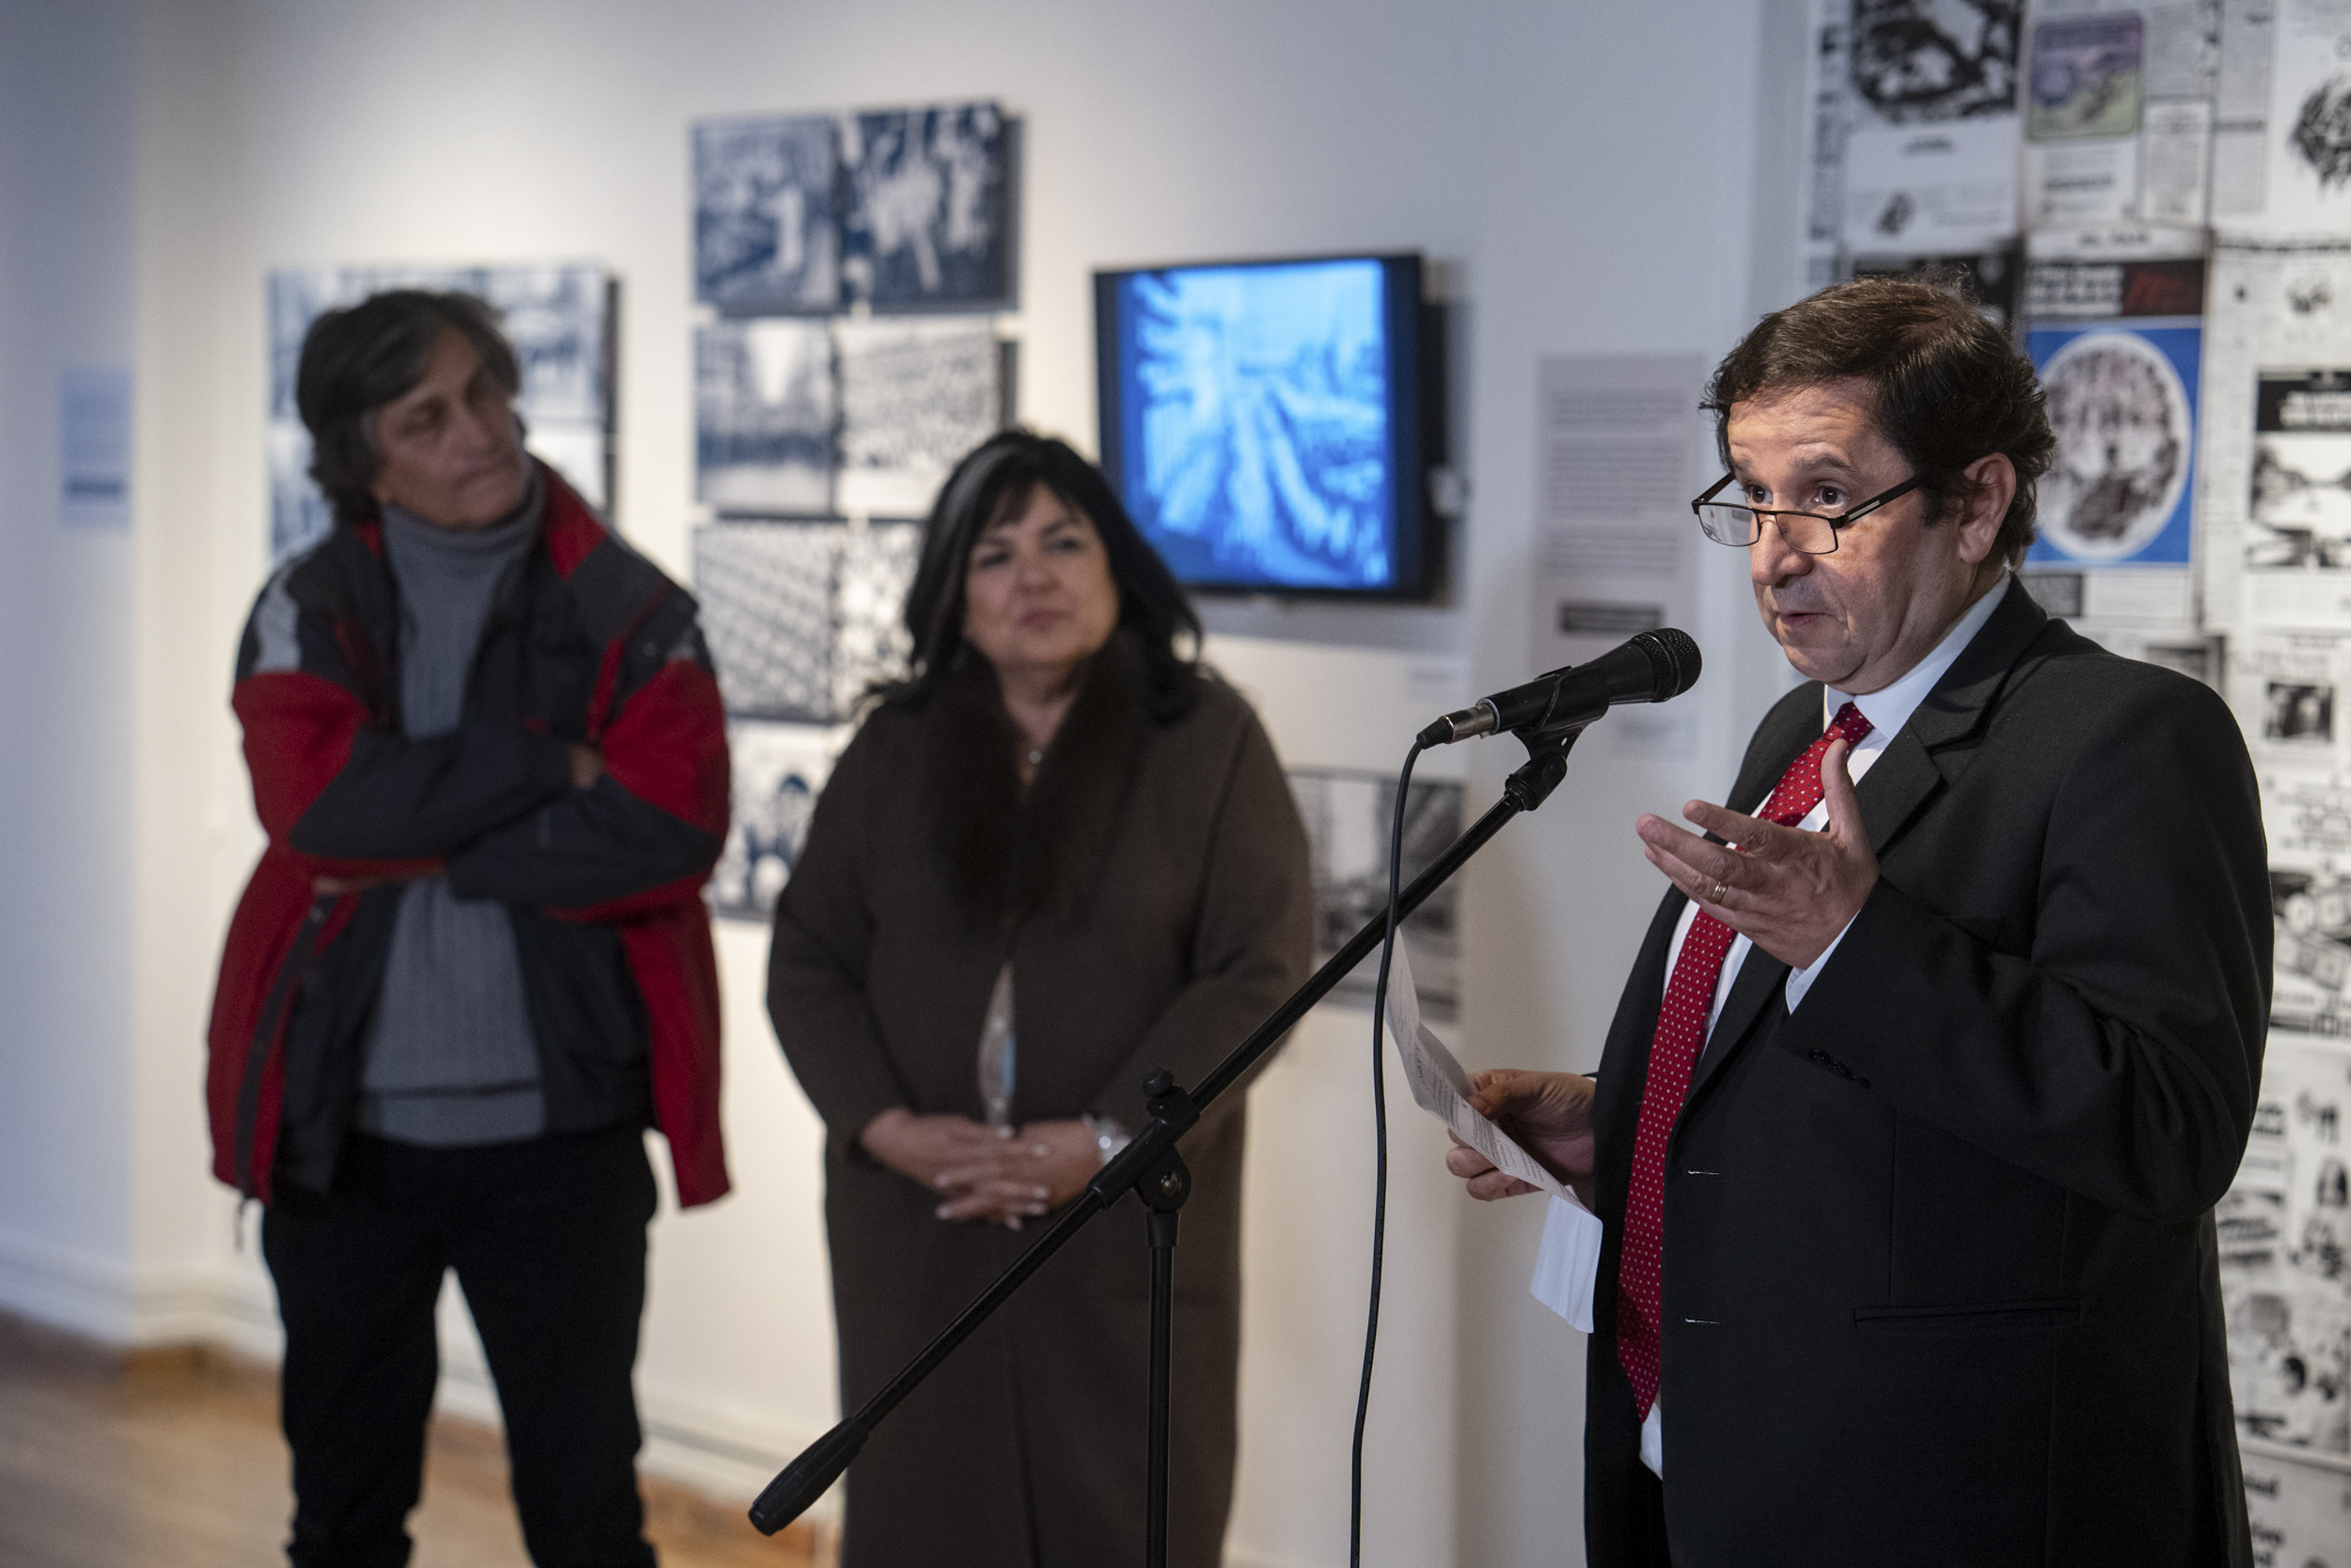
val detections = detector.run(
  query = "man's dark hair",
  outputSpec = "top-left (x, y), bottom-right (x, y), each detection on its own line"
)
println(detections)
top-left (295, 289), bottom-right (521, 521)
top-left (891, 428), bottom-right (1203, 719)
top-left (1702, 277), bottom-right (2055, 568)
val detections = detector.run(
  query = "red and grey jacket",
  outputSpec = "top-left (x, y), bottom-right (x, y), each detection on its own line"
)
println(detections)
top-left (205, 465), bottom-right (732, 1207)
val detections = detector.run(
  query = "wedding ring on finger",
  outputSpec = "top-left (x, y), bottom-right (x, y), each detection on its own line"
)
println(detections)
top-left (1711, 879), bottom-right (1727, 904)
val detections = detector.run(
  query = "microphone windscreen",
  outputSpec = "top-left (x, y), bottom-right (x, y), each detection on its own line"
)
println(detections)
top-left (1638, 630), bottom-right (1702, 701)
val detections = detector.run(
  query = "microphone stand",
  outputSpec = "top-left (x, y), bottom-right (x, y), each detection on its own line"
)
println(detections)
top-left (749, 725), bottom-right (1587, 1563)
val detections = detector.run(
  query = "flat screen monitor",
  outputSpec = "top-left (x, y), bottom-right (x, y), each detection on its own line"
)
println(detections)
top-left (1094, 252), bottom-right (1430, 597)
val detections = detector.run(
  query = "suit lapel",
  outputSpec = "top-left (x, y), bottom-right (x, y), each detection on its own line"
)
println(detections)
top-left (1854, 731), bottom-right (1941, 854)
top-left (1693, 943), bottom-right (1790, 1088)
top-left (1856, 582), bottom-right (2050, 858)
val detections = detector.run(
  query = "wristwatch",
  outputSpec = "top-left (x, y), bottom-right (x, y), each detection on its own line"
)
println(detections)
top-left (1081, 1112), bottom-right (1132, 1166)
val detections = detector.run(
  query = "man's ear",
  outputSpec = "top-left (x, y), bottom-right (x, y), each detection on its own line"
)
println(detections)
top-left (1954, 452), bottom-right (2016, 566)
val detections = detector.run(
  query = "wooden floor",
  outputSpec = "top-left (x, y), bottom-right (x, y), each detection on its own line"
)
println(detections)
top-left (0, 1313), bottom-right (833, 1568)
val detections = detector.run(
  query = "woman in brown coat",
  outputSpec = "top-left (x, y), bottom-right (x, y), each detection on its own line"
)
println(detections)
top-left (766, 430), bottom-right (1313, 1568)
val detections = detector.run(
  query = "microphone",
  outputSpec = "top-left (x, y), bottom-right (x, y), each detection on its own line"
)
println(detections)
top-left (1417, 629), bottom-right (1701, 746)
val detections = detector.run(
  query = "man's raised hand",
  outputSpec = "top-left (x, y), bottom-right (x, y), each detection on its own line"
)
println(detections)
top-left (1633, 735), bottom-right (1877, 970)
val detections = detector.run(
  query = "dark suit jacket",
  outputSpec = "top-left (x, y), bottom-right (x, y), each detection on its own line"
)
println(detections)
top-left (1584, 585), bottom-right (2271, 1568)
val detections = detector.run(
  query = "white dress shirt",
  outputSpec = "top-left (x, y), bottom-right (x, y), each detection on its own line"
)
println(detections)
top-left (1538, 576), bottom-right (2013, 1481)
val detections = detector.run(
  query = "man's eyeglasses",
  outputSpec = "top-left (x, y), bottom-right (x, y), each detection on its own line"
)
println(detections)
top-left (1689, 473), bottom-right (1926, 556)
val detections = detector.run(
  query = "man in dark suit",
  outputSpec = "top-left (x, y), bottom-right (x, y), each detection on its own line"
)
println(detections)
top-left (1448, 278), bottom-right (2269, 1566)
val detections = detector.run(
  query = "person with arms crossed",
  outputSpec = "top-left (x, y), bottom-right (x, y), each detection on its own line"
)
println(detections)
top-left (206, 290), bottom-right (731, 1567)
top-left (1446, 278), bottom-right (2269, 1567)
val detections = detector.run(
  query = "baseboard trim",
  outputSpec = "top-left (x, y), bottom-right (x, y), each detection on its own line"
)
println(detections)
top-left (0, 1229), bottom-right (834, 1517)
top-left (0, 1229), bottom-right (136, 1340)
top-left (434, 1352), bottom-right (840, 1517)
top-left (0, 1228), bottom-right (281, 1356)
top-left (0, 1311), bottom-right (838, 1564)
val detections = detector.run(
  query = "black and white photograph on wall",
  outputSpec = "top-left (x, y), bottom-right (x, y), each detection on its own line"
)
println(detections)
top-left (709, 720), bottom-right (844, 922)
top-left (835, 317), bottom-right (1005, 516)
top-left (694, 114), bottom-right (840, 313)
top-left (2219, 1035), bottom-right (2351, 1458)
top-left (268, 267), bottom-right (339, 422)
top-left (2197, 245), bottom-right (2351, 631)
top-left (2138, 637), bottom-right (2220, 688)
top-left (2105, 631), bottom-right (2222, 689)
top-left (1852, 245), bottom-right (2019, 328)
top-left (1849, 0), bottom-right (2020, 125)
top-left (1289, 768), bottom-right (1464, 1019)
top-left (2254, 0), bottom-right (2351, 234)
top-left (2020, 570), bottom-right (2085, 617)
top-left (2273, 867), bottom-right (2351, 1037)
top-left (266, 423), bottom-right (322, 561)
top-left (1827, 0), bottom-right (2023, 256)
top-left (1853, 247), bottom-right (2019, 328)
top-left (696, 319), bottom-right (836, 514)
top-left (2288, 69), bottom-right (2351, 204)
top-left (266, 267), bottom-right (346, 560)
top-left (2250, 372), bottom-right (2351, 572)
top-left (265, 261), bottom-right (615, 560)
top-left (2269, 682), bottom-right (2338, 744)
top-left (266, 420), bottom-right (333, 564)
top-left (832, 521), bottom-right (921, 717)
top-left (474, 264), bottom-right (610, 422)
top-left (836, 101), bottom-right (1010, 310)
top-left (695, 521), bottom-right (836, 723)
top-left (695, 519), bottom-right (924, 724)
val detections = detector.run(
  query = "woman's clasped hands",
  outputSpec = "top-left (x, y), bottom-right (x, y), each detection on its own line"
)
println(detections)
top-left (858, 1108), bottom-right (1102, 1229)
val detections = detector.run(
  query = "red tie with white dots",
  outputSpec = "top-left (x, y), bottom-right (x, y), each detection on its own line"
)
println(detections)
top-left (1615, 699), bottom-right (1873, 1420)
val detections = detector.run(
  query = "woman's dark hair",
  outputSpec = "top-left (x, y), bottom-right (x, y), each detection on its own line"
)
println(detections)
top-left (295, 289), bottom-right (521, 522)
top-left (891, 429), bottom-right (1203, 719)
top-left (1702, 276), bottom-right (2055, 568)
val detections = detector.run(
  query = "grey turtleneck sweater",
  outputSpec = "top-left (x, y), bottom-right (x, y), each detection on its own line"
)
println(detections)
top-left (358, 484), bottom-right (549, 1146)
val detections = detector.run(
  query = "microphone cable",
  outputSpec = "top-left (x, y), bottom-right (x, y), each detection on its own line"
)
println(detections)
top-left (1350, 736), bottom-right (1424, 1568)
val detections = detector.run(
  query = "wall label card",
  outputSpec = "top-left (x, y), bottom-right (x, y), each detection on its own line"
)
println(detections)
top-left (60, 366), bottom-right (130, 531)
top-left (1528, 353), bottom-right (1706, 759)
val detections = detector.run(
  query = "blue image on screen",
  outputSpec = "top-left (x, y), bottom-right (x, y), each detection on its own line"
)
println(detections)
top-left (1112, 259), bottom-right (1395, 590)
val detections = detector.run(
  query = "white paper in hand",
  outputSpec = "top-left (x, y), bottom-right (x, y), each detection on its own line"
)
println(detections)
top-left (1382, 935), bottom-right (1605, 1333)
top-left (1383, 938), bottom-right (1566, 1200)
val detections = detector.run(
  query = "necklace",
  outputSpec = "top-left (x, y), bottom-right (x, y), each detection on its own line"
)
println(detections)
top-left (1027, 748), bottom-right (1044, 767)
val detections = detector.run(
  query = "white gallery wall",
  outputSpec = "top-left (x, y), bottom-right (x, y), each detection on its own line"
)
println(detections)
top-left (0, 2), bottom-right (1806, 1563)
top-left (0, 0), bottom-right (141, 1336)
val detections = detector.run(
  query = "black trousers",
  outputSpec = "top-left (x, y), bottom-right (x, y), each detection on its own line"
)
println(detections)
top-left (1586, 1333), bottom-right (1674, 1568)
top-left (260, 1127), bottom-right (660, 1568)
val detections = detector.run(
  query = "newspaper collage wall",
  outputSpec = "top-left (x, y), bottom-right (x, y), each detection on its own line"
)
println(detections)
top-left (689, 104), bottom-right (1018, 922)
top-left (1803, 2), bottom-right (2351, 1548)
